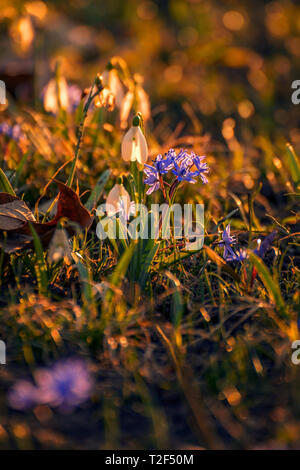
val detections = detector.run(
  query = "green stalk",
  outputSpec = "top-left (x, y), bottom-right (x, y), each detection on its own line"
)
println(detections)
top-left (67, 76), bottom-right (103, 188)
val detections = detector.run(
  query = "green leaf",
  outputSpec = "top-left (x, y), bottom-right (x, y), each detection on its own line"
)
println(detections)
top-left (165, 271), bottom-right (184, 328)
top-left (109, 240), bottom-right (137, 289)
top-left (0, 167), bottom-right (16, 195)
top-left (249, 252), bottom-right (286, 315)
top-left (139, 238), bottom-right (159, 289)
top-left (85, 169), bottom-right (110, 211)
top-left (76, 259), bottom-right (97, 317)
top-left (286, 143), bottom-right (300, 184)
top-left (29, 223), bottom-right (48, 297)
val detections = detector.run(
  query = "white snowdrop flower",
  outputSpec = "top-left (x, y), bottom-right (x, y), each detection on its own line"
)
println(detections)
top-left (102, 68), bottom-right (125, 109)
top-left (136, 85), bottom-right (151, 122)
top-left (106, 184), bottom-right (131, 217)
top-left (44, 77), bottom-right (69, 114)
top-left (121, 121), bottom-right (148, 165)
top-left (120, 90), bottom-right (134, 128)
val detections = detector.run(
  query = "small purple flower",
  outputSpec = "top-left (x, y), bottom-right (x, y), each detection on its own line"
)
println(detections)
top-left (153, 152), bottom-right (175, 174)
top-left (221, 228), bottom-right (277, 264)
top-left (8, 358), bottom-right (93, 412)
top-left (144, 165), bottom-right (160, 195)
top-left (8, 380), bottom-right (38, 410)
top-left (193, 154), bottom-right (209, 184)
top-left (35, 359), bottom-right (93, 410)
top-left (254, 231), bottom-right (277, 258)
top-left (144, 151), bottom-right (175, 195)
top-left (172, 148), bottom-right (188, 165)
top-left (222, 224), bottom-right (236, 246)
top-left (0, 123), bottom-right (24, 142)
top-left (220, 224), bottom-right (237, 260)
top-left (219, 224), bottom-right (247, 262)
top-left (171, 149), bottom-right (209, 183)
top-left (225, 248), bottom-right (248, 263)
top-left (172, 159), bottom-right (199, 183)
top-left (144, 148), bottom-right (209, 193)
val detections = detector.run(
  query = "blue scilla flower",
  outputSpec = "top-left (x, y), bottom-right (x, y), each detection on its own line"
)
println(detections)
top-left (8, 358), bottom-right (93, 412)
top-left (144, 151), bottom-right (174, 194)
top-left (8, 380), bottom-right (38, 410)
top-left (36, 358), bottom-right (93, 410)
top-left (153, 152), bottom-right (175, 174)
top-left (171, 149), bottom-right (209, 183)
top-left (221, 227), bottom-right (277, 263)
top-left (171, 159), bottom-right (199, 183)
top-left (225, 248), bottom-right (248, 263)
top-left (144, 148), bottom-right (209, 193)
top-left (193, 154), bottom-right (209, 184)
top-left (0, 123), bottom-right (23, 141)
top-left (219, 224), bottom-right (237, 260)
top-left (144, 165), bottom-right (160, 195)
top-left (253, 231), bottom-right (277, 259)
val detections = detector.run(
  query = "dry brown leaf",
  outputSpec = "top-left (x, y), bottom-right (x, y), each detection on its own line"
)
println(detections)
top-left (0, 181), bottom-right (93, 253)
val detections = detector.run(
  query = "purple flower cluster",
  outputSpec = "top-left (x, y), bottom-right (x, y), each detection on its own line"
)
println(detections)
top-left (8, 358), bottom-right (93, 412)
top-left (220, 224), bottom-right (277, 263)
top-left (0, 123), bottom-right (25, 142)
top-left (144, 148), bottom-right (209, 195)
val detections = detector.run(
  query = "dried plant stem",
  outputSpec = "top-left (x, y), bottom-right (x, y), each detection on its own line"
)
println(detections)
top-left (67, 77), bottom-right (102, 188)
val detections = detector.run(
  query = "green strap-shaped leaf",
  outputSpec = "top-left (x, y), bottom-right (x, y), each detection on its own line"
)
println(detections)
top-left (0, 167), bottom-right (16, 195)
top-left (85, 169), bottom-right (110, 211)
top-left (286, 143), bottom-right (300, 184)
top-left (249, 252), bottom-right (286, 315)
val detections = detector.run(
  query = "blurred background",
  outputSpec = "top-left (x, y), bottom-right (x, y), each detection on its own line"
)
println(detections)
top-left (0, 1), bottom-right (300, 451)
top-left (0, 0), bottom-right (300, 145)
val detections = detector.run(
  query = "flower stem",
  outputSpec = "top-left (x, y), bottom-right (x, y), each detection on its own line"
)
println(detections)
top-left (67, 77), bottom-right (102, 188)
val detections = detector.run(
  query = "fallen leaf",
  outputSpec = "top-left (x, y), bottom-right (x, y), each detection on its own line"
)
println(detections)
top-left (0, 194), bottom-right (35, 231)
top-left (0, 181), bottom-right (93, 253)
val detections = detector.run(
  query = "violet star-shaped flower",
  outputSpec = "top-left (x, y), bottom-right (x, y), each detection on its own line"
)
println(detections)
top-left (192, 154), bottom-right (209, 184)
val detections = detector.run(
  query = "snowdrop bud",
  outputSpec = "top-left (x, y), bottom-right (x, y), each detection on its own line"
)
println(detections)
top-left (121, 123), bottom-right (148, 165)
top-left (106, 184), bottom-right (131, 216)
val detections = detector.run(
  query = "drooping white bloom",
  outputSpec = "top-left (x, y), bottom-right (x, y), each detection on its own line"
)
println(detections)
top-left (106, 184), bottom-right (131, 217)
top-left (121, 125), bottom-right (148, 164)
top-left (10, 16), bottom-right (34, 53)
top-left (120, 90), bottom-right (134, 128)
top-left (102, 69), bottom-right (125, 109)
top-left (136, 85), bottom-right (151, 122)
top-left (44, 77), bottom-right (69, 114)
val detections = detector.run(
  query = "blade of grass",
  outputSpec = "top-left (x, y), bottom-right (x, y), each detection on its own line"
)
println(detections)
top-left (85, 169), bottom-right (110, 211)
top-left (286, 143), bottom-right (300, 184)
top-left (0, 167), bottom-right (16, 195)
top-left (29, 223), bottom-right (48, 297)
top-left (249, 252), bottom-right (286, 315)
